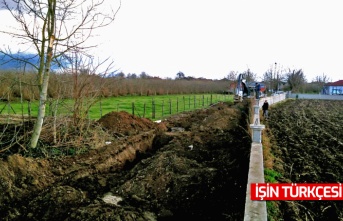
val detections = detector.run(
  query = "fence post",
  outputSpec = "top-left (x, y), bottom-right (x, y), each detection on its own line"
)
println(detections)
top-left (162, 100), bottom-right (164, 117)
top-left (194, 96), bottom-right (196, 108)
top-left (100, 100), bottom-right (103, 118)
top-left (143, 103), bottom-right (146, 118)
top-left (211, 94), bottom-right (213, 104)
top-left (152, 99), bottom-right (155, 119)
top-left (169, 98), bottom-right (172, 115)
top-left (132, 102), bottom-right (134, 116)
top-left (189, 96), bottom-right (191, 109)
top-left (183, 96), bottom-right (185, 111)
top-left (202, 95), bottom-right (204, 106)
top-left (177, 97), bottom-right (179, 113)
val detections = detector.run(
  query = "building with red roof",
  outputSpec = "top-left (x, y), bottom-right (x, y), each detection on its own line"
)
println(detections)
top-left (322, 80), bottom-right (343, 95)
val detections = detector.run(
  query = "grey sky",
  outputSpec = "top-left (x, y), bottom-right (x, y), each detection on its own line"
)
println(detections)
top-left (1, 0), bottom-right (342, 82)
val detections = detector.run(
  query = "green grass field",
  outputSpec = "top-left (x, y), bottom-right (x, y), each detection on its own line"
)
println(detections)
top-left (0, 94), bottom-right (233, 120)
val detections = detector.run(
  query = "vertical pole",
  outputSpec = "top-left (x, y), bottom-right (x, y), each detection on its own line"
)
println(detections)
top-left (100, 100), bottom-right (103, 118)
top-left (177, 97), bottom-right (179, 113)
top-left (183, 96), bottom-right (185, 111)
top-left (152, 99), bottom-right (155, 119)
top-left (169, 98), bottom-right (172, 115)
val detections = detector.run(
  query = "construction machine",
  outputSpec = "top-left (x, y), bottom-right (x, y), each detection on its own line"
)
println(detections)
top-left (233, 73), bottom-right (250, 103)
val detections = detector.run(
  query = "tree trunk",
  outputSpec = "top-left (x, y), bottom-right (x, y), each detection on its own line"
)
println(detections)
top-left (30, 35), bottom-right (55, 148)
top-left (30, 78), bottom-right (49, 148)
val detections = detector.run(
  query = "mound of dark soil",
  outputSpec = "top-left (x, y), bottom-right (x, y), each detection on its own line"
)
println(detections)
top-left (97, 111), bottom-right (157, 136)
top-left (0, 101), bottom-right (252, 221)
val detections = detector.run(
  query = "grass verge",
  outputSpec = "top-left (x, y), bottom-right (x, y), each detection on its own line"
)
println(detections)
top-left (261, 118), bottom-right (283, 220)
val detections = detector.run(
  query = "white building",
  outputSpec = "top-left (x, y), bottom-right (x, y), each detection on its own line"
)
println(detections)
top-left (322, 80), bottom-right (343, 95)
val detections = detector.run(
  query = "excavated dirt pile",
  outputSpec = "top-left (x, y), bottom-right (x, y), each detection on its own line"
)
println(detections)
top-left (0, 101), bottom-right (252, 221)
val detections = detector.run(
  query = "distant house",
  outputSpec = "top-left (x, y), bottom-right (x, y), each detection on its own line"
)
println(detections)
top-left (322, 80), bottom-right (343, 95)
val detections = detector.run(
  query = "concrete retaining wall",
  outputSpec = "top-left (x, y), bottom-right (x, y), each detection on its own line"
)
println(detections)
top-left (287, 93), bottom-right (343, 100)
top-left (243, 94), bottom-right (286, 221)
top-left (257, 93), bottom-right (287, 107)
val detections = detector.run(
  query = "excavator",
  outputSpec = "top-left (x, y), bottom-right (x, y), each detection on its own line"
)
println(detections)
top-left (233, 73), bottom-right (250, 103)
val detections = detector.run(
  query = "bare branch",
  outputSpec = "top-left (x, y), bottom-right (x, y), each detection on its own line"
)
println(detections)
top-left (1, 0), bottom-right (121, 148)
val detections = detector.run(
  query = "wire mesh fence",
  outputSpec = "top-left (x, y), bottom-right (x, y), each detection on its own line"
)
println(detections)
top-left (0, 94), bottom-right (233, 121)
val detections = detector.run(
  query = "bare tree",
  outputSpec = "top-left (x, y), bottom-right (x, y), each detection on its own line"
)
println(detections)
top-left (126, 73), bottom-right (137, 79)
top-left (139, 72), bottom-right (151, 79)
top-left (286, 69), bottom-right (306, 92)
top-left (226, 71), bottom-right (237, 82)
top-left (263, 68), bottom-right (273, 92)
top-left (263, 63), bottom-right (286, 92)
top-left (0, 0), bottom-right (121, 148)
top-left (240, 69), bottom-right (256, 83)
top-left (310, 73), bottom-right (331, 94)
top-left (313, 73), bottom-right (330, 84)
top-left (63, 52), bottom-right (114, 126)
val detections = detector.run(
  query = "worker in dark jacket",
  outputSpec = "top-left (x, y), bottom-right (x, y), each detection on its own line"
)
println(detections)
top-left (255, 83), bottom-right (261, 99)
top-left (262, 100), bottom-right (269, 118)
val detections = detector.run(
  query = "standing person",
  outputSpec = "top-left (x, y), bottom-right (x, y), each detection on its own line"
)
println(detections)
top-left (262, 100), bottom-right (269, 118)
top-left (255, 82), bottom-right (261, 99)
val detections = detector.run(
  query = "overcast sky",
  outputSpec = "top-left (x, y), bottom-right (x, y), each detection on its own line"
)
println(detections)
top-left (1, 0), bottom-right (343, 82)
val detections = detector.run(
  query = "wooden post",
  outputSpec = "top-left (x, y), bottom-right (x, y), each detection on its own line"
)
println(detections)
top-left (162, 100), bottom-right (164, 117)
top-left (169, 98), bottom-right (172, 115)
top-left (188, 96), bottom-right (191, 109)
top-left (132, 102), bottom-right (134, 116)
top-left (100, 100), bottom-right (103, 118)
top-left (152, 99), bottom-right (155, 119)
top-left (143, 103), bottom-right (146, 118)
top-left (177, 97), bottom-right (179, 113)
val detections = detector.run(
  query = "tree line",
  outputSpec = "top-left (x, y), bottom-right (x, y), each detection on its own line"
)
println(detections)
top-left (0, 70), bottom-right (229, 101)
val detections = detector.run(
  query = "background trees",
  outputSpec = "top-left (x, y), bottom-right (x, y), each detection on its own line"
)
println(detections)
top-left (263, 63), bottom-right (286, 93)
top-left (286, 69), bottom-right (306, 92)
top-left (0, 0), bottom-right (120, 148)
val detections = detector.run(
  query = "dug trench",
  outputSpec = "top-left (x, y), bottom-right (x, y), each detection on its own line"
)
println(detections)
top-left (0, 101), bottom-right (252, 221)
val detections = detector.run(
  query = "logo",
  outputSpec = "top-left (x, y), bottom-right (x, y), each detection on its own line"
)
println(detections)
top-left (251, 183), bottom-right (343, 200)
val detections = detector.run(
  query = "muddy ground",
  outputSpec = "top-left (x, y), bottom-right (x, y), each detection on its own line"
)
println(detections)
top-left (265, 99), bottom-right (343, 221)
top-left (0, 101), bottom-right (252, 221)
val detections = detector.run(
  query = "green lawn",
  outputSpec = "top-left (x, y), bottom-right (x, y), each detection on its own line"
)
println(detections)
top-left (0, 94), bottom-right (233, 120)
